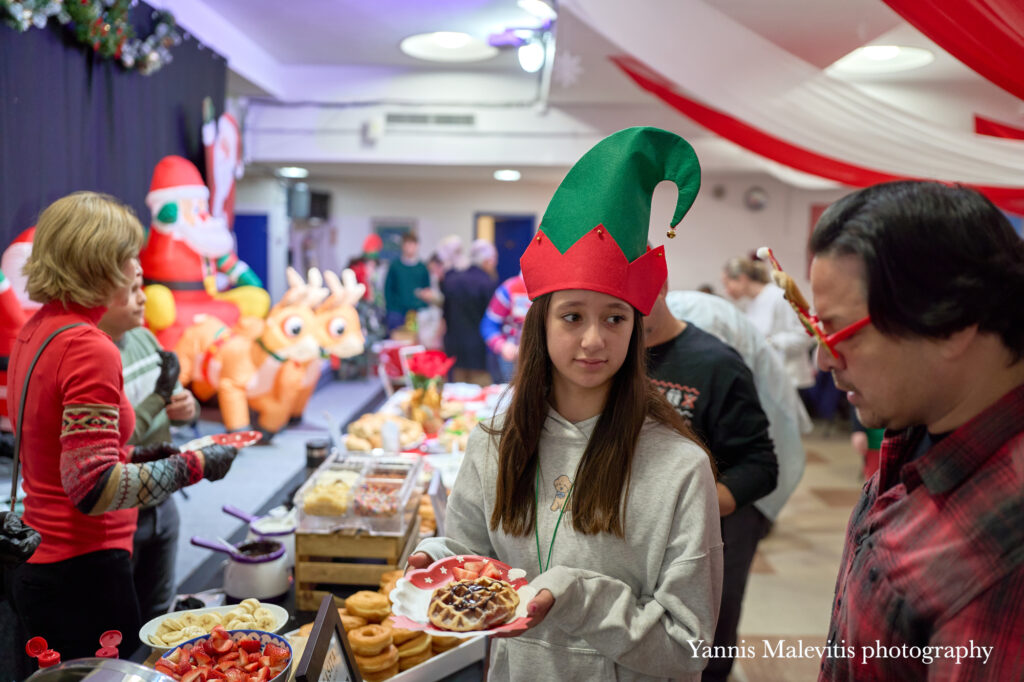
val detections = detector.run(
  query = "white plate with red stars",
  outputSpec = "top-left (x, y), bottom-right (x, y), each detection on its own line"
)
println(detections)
top-left (180, 430), bottom-right (263, 452)
top-left (389, 555), bottom-right (535, 638)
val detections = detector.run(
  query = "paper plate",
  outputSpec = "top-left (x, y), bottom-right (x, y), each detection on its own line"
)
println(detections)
top-left (388, 555), bottom-right (535, 638)
top-left (140, 602), bottom-right (288, 652)
top-left (181, 430), bottom-right (263, 452)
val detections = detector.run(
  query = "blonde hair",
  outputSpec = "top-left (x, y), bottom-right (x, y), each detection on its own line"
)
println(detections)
top-left (723, 256), bottom-right (770, 284)
top-left (24, 191), bottom-right (144, 308)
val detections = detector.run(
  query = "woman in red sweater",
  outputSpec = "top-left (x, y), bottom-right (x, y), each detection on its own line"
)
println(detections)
top-left (6, 192), bottom-right (238, 666)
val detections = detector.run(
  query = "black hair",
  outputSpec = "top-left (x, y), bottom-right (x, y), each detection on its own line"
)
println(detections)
top-left (809, 180), bottom-right (1024, 360)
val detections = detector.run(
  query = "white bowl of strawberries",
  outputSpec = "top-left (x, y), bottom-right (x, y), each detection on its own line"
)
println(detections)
top-left (156, 626), bottom-right (292, 682)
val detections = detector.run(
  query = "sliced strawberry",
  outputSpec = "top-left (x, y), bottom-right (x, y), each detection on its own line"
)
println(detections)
top-left (259, 656), bottom-right (271, 669)
top-left (463, 560), bottom-right (485, 573)
top-left (268, 664), bottom-right (287, 677)
top-left (243, 661), bottom-right (259, 673)
top-left (181, 669), bottom-right (203, 682)
top-left (452, 567), bottom-right (478, 580)
top-left (194, 651), bottom-right (213, 666)
top-left (238, 649), bottom-right (250, 666)
top-left (254, 667), bottom-right (270, 682)
top-left (237, 639), bottom-right (261, 653)
top-left (481, 562), bottom-right (503, 580)
top-left (176, 657), bottom-right (194, 675)
top-left (210, 625), bottom-right (229, 640)
top-left (206, 670), bottom-right (227, 681)
top-left (223, 670), bottom-right (246, 682)
top-left (263, 643), bottom-right (290, 665)
top-left (218, 652), bottom-right (240, 664)
top-left (210, 637), bottom-right (234, 654)
top-left (154, 662), bottom-right (178, 678)
top-left (216, 661), bottom-right (237, 673)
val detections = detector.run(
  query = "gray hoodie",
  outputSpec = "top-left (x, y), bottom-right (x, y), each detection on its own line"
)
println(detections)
top-left (416, 408), bottom-right (724, 681)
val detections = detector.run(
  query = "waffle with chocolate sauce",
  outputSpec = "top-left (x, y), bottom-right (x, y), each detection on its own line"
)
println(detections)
top-left (426, 576), bottom-right (520, 632)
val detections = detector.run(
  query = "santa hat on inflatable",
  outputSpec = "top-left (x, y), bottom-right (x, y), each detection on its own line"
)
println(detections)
top-left (519, 126), bottom-right (701, 315)
top-left (146, 155), bottom-right (210, 215)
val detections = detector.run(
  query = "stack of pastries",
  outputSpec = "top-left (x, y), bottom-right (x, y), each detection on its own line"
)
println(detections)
top-left (294, 572), bottom-right (465, 681)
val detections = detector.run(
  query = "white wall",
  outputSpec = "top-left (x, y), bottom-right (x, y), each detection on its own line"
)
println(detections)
top-left (233, 170), bottom-right (854, 302)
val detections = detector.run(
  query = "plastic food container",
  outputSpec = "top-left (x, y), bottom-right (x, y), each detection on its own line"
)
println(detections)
top-left (294, 452), bottom-right (423, 535)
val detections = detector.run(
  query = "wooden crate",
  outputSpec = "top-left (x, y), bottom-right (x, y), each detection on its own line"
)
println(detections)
top-left (295, 512), bottom-right (420, 611)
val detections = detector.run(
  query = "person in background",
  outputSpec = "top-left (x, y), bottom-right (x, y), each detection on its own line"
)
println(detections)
top-left (97, 264), bottom-right (200, 623)
top-left (722, 256), bottom-right (816, 393)
top-left (383, 231), bottom-right (429, 332)
top-left (6, 192), bottom-right (237, 669)
top-left (441, 239), bottom-right (498, 386)
top-left (409, 126), bottom-right (721, 681)
top-left (415, 253), bottom-right (446, 350)
top-left (805, 181), bottom-right (1024, 681)
top-left (480, 272), bottom-right (531, 384)
top-left (645, 281), bottom-right (778, 682)
top-left (664, 289), bottom-right (810, 521)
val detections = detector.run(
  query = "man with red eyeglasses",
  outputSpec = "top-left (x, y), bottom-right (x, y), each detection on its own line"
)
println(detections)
top-left (803, 181), bottom-right (1024, 681)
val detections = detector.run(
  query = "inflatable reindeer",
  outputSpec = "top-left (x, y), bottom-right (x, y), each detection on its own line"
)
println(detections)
top-left (175, 267), bottom-right (364, 436)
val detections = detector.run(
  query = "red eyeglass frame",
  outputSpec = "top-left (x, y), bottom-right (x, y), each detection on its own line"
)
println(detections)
top-left (757, 247), bottom-right (871, 359)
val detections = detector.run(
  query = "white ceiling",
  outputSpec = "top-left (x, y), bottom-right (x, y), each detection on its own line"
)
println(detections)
top-left (158, 0), bottom-right (1024, 187)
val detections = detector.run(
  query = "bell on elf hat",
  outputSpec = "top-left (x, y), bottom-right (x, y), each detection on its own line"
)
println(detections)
top-left (520, 126), bottom-right (700, 315)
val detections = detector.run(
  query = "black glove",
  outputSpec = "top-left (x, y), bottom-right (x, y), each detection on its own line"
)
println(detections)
top-left (0, 512), bottom-right (41, 567)
top-left (199, 444), bottom-right (237, 482)
top-left (154, 350), bottom-right (180, 404)
top-left (131, 442), bottom-right (179, 464)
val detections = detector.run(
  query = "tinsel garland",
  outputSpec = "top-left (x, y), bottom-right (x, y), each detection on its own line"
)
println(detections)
top-left (1, 0), bottom-right (184, 75)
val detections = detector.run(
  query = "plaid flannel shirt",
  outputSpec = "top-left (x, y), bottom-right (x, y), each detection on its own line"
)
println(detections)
top-left (820, 384), bottom-right (1024, 681)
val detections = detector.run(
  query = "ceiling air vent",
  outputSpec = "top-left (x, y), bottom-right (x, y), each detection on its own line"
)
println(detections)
top-left (384, 112), bottom-right (476, 127)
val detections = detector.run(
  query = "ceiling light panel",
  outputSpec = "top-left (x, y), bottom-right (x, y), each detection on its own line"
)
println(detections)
top-left (400, 32), bottom-right (499, 63)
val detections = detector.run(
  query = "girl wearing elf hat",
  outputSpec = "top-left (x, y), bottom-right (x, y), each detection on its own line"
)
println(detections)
top-left (410, 127), bottom-right (723, 681)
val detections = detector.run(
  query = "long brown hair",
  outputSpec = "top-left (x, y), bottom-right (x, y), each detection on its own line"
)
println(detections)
top-left (486, 293), bottom-right (714, 538)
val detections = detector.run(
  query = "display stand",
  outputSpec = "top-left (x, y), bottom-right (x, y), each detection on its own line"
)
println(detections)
top-left (294, 595), bottom-right (363, 682)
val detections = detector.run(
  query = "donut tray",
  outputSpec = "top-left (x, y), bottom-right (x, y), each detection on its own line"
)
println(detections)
top-left (294, 452), bottom-right (423, 536)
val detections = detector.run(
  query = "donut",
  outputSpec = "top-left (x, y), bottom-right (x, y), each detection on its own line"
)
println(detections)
top-left (346, 590), bottom-right (391, 623)
top-left (432, 634), bottom-right (463, 653)
top-left (398, 647), bottom-right (433, 671)
top-left (397, 632), bottom-right (431, 658)
top-left (348, 624), bottom-right (393, 657)
top-left (381, 616), bottom-right (418, 645)
top-left (298, 622), bottom-right (314, 637)
top-left (354, 643), bottom-right (398, 672)
top-left (361, 662), bottom-right (399, 682)
top-left (341, 613), bottom-right (368, 632)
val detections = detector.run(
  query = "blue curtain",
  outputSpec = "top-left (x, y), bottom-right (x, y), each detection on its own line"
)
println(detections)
top-left (0, 4), bottom-right (226, 250)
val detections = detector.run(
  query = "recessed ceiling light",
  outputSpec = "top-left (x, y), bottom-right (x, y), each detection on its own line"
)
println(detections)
top-left (828, 45), bottom-right (934, 75)
top-left (494, 169), bottom-right (521, 182)
top-left (400, 31), bottom-right (498, 63)
top-left (276, 166), bottom-right (309, 179)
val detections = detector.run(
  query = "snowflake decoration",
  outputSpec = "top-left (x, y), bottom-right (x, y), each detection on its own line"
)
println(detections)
top-left (553, 49), bottom-right (583, 89)
top-left (440, 567), bottom-right (447, 575)
top-left (424, 577), bottom-right (434, 584)
top-left (456, 556), bottom-right (465, 563)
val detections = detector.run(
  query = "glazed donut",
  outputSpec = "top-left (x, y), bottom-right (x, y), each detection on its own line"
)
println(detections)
top-left (399, 647), bottom-right (433, 671)
top-left (397, 631), bottom-right (431, 657)
top-left (354, 643), bottom-right (398, 672)
top-left (361, 662), bottom-right (399, 682)
top-left (348, 624), bottom-right (393, 657)
top-left (346, 590), bottom-right (391, 623)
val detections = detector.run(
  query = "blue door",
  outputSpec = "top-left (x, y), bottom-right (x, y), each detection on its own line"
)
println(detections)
top-left (233, 213), bottom-right (269, 287)
top-left (487, 214), bottom-right (535, 283)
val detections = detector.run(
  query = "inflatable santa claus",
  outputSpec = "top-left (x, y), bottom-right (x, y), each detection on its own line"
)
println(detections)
top-left (140, 155), bottom-right (269, 348)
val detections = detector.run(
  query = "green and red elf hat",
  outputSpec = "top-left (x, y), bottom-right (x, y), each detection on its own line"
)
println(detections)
top-left (520, 126), bottom-right (700, 315)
